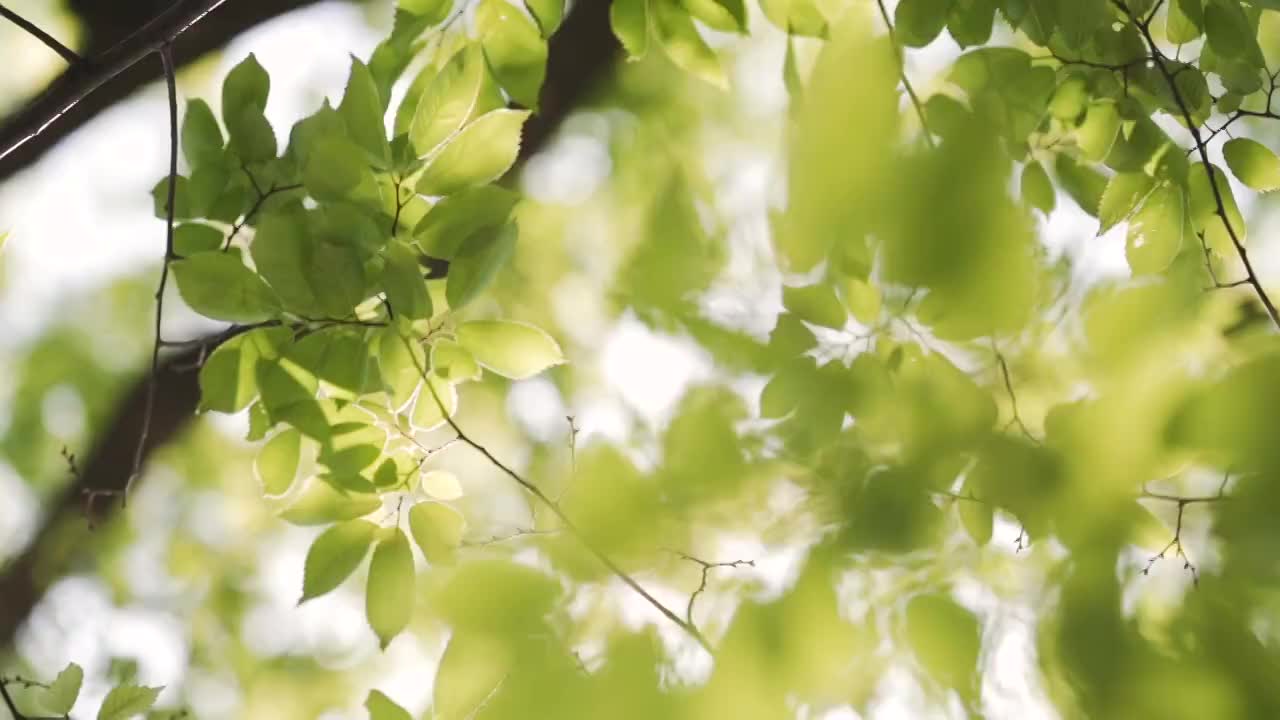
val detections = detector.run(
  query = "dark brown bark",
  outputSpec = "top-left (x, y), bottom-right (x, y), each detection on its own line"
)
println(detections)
top-left (0, 0), bottom-right (332, 180)
top-left (0, 0), bottom-right (618, 650)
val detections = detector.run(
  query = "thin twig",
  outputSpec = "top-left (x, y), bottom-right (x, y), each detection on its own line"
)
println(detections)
top-left (221, 180), bottom-right (303, 251)
top-left (993, 347), bottom-right (1039, 444)
top-left (399, 332), bottom-right (712, 652)
top-left (127, 44), bottom-right (180, 501)
top-left (1121, 1), bottom-right (1280, 330)
top-left (0, 3), bottom-right (81, 64)
top-left (671, 551), bottom-right (754, 629)
top-left (874, 0), bottom-right (935, 148)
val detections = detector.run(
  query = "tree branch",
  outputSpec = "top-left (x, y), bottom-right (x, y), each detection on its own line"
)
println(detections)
top-left (405, 334), bottom-right (712, 653)
top-left (0, 3), bottom-right (81, 64)
top-left (0, 0), bottom-right (337, 180)
top-left (0, 0), bottom-right (618, 651)
top-left (1121, 1), bottom-right (1280, 330)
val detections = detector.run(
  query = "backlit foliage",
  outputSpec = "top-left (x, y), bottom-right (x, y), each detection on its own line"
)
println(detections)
top-left (8, 0), bottom-right (1280, 717)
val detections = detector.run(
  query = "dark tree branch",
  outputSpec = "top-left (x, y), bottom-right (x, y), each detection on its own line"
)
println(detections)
top-left (0, 3), bottom-right (82, 64)
top-left (0, 0), bottom-right (618, 651)
top-left (0, 0), bottom-right (336, 180)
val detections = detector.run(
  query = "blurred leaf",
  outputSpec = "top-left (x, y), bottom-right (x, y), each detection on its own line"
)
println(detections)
top-left (365, 690), bottom-right (412, 720)
top-left (905, 593), bottom-right (981, 700)
top-left (39, 662), bottom-right (82, 716)
top-left (409, 501), bottom-right (466, 564)
top-left (257, 429), bottom-right (302, 496)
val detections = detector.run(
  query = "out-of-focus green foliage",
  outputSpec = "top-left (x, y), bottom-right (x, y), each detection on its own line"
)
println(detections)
top-left (13, 0), bottom-right (1280, 717)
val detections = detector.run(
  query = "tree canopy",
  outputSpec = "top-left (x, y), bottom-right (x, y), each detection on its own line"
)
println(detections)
top-left (4, 0), bottom-right (1280, 717)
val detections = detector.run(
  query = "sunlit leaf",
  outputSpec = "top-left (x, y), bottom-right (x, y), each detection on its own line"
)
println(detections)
top-left (39, 662), bottom-right (82, 716)
top-left (97, 685), bottom-right (162, 720)
top-left (367, 527), bottom-right (415, 648)
top-left (257, 429), bottom-right (302, 496)
top-left (281, 477), bottom-right (381, 525)
top-left (456, 319), bottom-right (565, 379)
top-left (1223, 137), bottom-right (1280, 192)
top-left (301, 519), bottom-right (378, 602)
top-left (478, 0), bottom-right (547, 108)
top-left (416, 109), bottom-right (530, 195)
top-left (409, 501), bottom-right (466, 564)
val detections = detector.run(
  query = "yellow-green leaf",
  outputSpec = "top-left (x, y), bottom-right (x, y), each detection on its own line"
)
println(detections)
top-left (1126, 183), bottom-right (1186, 275)
top-left (365, 690), bottom-right (412, 720)
top-left (456, 319), bottom-right (565, 379)
top-left (1223, 137), bottom-right (1280, 192)
top-left (39, 662), bottom-right (82, 716)
top-left (97, 685), bottom-right (161, 720)
top-left (281, 478), bottom-right (381, 526)
top-left (409, 501), bottom-right (466, 565)
top-left (478, 0), bottom-right (547, 108)
top-left (301, 519), bottom-right (378, 603)
top-left (257, 429), bottom-right (302, 496)
top-left (417, 109), bottom-right (530, 196)
top-left (611, 0), bottom-right (650, 58)
top-left (171, 253), bottom-right (278, 323)
top-left (653, 0), bottom-right (726, 89)
top-left (782, 283), bottom-right (847, 329)
top-left (367, 527), bottom-right (415, 649)
top-left (1098, 172), bottom-right (1156, 235)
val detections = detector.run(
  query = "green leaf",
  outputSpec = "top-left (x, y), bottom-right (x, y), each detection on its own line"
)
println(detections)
top-left (431, 338), bottom-right (482, 382)
top-left (173, 223), bottom-right (224, 255)
top-left (379, 329), bottom-right (429, 409)
top-left (171, 253), bottom-right (277, 323)
top-left (97, 685), bottom-right (162, 720)
top-left (339, 57), bottom-right (391, 163)
top-left (222, 54), bottom-right (269, 121)
top-left (411, 372), bottom-right (459, 430)
top-left (303, 137), bottom-right (369, 201)
top-left (409, 501), bottom-right (466, 564)
top-left (1223, 137), bottom-right (1280, 191)
top-left (257, 359), bottom-right (331, 440)
top-left (306, 240), bottom-right (368, 318)
top-left (1077, 102), bottom-right (1121, 162)
top-left (300, 519), bottom-right (378, 602)
top-left (287, 328), bottom-right (372, 395)
top-left (446, 222), bottom-right (517, 309)
top-left (409, 45), bottom-right (504, 157)
top-left (367, 527), bottom-right (415, 649)
top-left (958, 497), bottom-right (993, 545)
top-left (1188, 161), bottom-right (1247, 247)
top-left (251, 212), bottom-right (322, 314)
top-left (281, 477), bottom-right (381, 525)
top-left (1204, 0), bottom-right (1263, 63)
top-left (683, 0), bottom-right (748, 32)
top-left (456, 319), bottom-right (565, 379)
top-left (947, 0), bottom-right (995, 47)
top-left (1168, 0), bottom-right (1204, 43)
top-left (653, 0), bottom-right (726, 88)
top-left (478, 0), bottom-right (547, 108)
top-left (1054, 154), bottom-right (1108, 217)
top-left (382, 242), bottom-right (434, 320)
top-left (199, 328), bottom-right (287, 413)
top-left (895, 0), bottom-right (954, 47)
top-left (1126, 183), bottom-right (1187, 275)
top-left (365, 690), bottom-right (412, 720)
top-left (400, 0), bottom-right (452, 21)
top-left (257, 429), bottom-right (302, 496)
top-left (181, 99), bottom-right (223, 169)
top-left (414, 185), bottom-right (519, 258)
top-left (39, 662), bottom-right (83, 716)
top-left (611, 0), bottom-right (650, 58)
top-left (151, 176), bottom-right (193, 221)
top-left (226, 105), bottom-right (277, 163)
top-left (905, 594), bottom-right (981, 701)
top-left (1020, 160), bottom-right (1055, 215)
top-left (1098, 172), bottom-right (1157, 235)
top-left (416, 109), bottom-right (530, 195)
top-left (782, 283), bottom-right (847, 329)
top-left (759, 0), bottom-right (827, 36)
